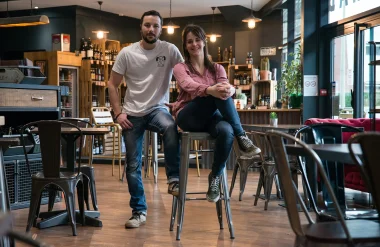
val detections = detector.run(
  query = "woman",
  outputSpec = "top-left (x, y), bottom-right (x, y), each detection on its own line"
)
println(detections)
top-left (172, 24), bottom-right (261, 203)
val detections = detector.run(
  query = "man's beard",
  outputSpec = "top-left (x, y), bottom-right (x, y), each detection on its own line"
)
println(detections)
top-left (142, 33), bottom-right (158, 44)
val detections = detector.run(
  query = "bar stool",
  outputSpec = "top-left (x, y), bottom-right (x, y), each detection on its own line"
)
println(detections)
top-left (170, 132), bottom-right (235, 241)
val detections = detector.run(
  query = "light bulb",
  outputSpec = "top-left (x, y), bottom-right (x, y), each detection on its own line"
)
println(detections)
top-left (97, 31), bottom-right (104, 39)
top-left (248, 19), bottom-right (256, 29)
top-left (210, 35), bottom-right (217, 43)
top-left (167, 26), bottom-right (174, 34)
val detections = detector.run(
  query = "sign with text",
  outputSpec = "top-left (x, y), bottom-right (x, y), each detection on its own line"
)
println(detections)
top-left (260, 47), bottom-right (276, 56)
top-left (304, 75), bottom-right (318, 96)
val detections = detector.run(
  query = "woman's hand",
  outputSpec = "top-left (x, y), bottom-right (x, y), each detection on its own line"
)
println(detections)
top-left (206, 82), bottom-right (233, 100)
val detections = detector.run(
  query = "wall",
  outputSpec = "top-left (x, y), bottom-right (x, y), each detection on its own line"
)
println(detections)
top-left (0, 6), bottom-right (77, 59)
top-left (0, 5), bottom-right (282, 75)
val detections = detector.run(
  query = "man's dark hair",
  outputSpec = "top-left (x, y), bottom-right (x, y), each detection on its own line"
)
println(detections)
top-left (140, 10), bottom-right (163, 26)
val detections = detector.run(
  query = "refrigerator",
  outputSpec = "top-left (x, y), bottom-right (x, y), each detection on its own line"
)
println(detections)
top-left (59, 66), bottom-right (79, 118)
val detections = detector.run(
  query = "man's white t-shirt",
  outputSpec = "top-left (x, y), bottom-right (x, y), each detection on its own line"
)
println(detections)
top-left (112, 40), bottom-right (183, 117)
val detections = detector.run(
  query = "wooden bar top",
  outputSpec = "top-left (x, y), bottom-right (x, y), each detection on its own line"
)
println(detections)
top-left (237, 109), bottom-right (302, 112)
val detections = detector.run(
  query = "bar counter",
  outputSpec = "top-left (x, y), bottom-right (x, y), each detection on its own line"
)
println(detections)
top-left (237, 108), bottom-right (302, 125)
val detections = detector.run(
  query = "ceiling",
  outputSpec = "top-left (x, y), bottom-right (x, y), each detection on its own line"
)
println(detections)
top-left (0, 0), bottom-right (272, 19)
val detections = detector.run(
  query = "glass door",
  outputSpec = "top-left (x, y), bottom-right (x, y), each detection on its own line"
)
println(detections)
top-left (59, 66), bottom-right (78, 118)
top-left (331, 24), bottom-right (380, 120)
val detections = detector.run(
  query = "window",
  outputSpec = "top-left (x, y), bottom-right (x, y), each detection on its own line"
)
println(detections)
top-left (283, 8), bottom-right (288, 44)
top-left (294, 0), bottom-right (301, 38)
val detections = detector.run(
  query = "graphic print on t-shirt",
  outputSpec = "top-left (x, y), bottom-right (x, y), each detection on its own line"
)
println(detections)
top-left (156, 56), bottom-right (166, 67)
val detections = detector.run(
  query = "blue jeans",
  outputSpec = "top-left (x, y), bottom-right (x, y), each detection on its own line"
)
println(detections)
top-left (123, 108), bottom-right (180, 214)
top-left (176, 96), bottom-right (244, 176)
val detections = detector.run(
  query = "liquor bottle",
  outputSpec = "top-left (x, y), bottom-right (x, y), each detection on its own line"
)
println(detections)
top-left (80, 38), bottom-right (86, 59)
top-left (236, 100), bottom-right (241, 110)
top-left (99, 137), bottom-right (103, 154)
top-left (223, 48), bottom-right (228, 62)
top-left (86, 38), bottom-right (94, 60)
top-left (246, 52), bottom-right (249, 64)
top-left (229, 46), bottom-right (233, 61)
top-left (217, 47), bottom-right (221, 62)
top-left (249, 52), bottom-right (253, 64)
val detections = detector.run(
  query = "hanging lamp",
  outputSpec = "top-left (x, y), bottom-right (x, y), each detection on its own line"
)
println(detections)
top-left (242, 0), bottom-right (262, 29)
top-left (206, 7), bottom-right (221, 43)
top-left (92, 1), bottom-right (109, 39)
top-left (0, 0), bottom-right (49, 28)
top-left (162, 0), bottom-right (180, 34)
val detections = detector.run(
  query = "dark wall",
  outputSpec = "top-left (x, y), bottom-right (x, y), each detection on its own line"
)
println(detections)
top-left (75, 6), bottom-right (140, 50)
top-left (0, 6), bottom-right (77, 59)
top-left (160, 10), bottom-right (283, 75)
top-left (0, 5), bottom-right (282, 73)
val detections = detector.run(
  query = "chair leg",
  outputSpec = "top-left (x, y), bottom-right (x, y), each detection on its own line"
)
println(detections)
top-left (229, 162), bottom-right (239, 197)
top-left (216, 192), bottom-right (223, 229)
top-left (176, 133), bottom-right (190, 241)
top-left (82, 175), bottom-right (90, 210)
top-left (33, 193), bottom-right (43, 227)
top-left (26, 182), bottom-right (43, 232)
top-left (62, 187), bottom-right (77, 236)
top-left (194, 140), bottom-right (201, 177)
top-left (238, 160), bottom-right (250, 201)
top-left (221, 168), bottom-right (235, 239)
top-left (254, 169), bottom-right (264, 206)
top-left (47, 190), bottom-right (56, 212)
top-left (169, 196), bottom-right (177, 231)
top-left (264, 166), bottom-right (276, 211)
top-left (76, 179), bottom-right (85, 226)
top-left (274, 174), bottom-right (283, 199)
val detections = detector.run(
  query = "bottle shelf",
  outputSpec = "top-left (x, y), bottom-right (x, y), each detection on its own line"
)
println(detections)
top-left (61, 107), bottom-right (73, 110)
top-left (92, 81), bottom-right (106, 86)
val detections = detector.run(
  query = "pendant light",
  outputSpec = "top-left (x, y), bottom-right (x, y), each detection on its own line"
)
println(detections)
top-left (92, 1), bottom-right (109, 39)
top-left (206, 7), bottom-right (221, 43)
top-left (0, 0), bottom-right (49, 28)
top-left (242, 0), bottom-right (262, 29)
top-left (162, 0), bottom-right (180, 34)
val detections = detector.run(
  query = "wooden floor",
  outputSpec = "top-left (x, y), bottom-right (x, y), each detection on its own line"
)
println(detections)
top-left (12, 165), bottom-right (298, 247)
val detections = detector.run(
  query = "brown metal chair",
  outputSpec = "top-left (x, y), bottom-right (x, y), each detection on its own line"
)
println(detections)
top-left (348, 132), bottom-right (380, 211)
top-left (266, 130), bottom-right (380, 246)
top-left (21, 120), bottom-right (85, 236)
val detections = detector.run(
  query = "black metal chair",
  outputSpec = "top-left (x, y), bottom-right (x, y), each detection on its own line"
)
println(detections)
top-left (266, 130), bottom-right (380, 246)
top-left (21, 120), bottom-right (85, 236)
top-left (295, 123), bottom-right (363, 216)
top-left (58, 118), bottom-right (98, 211)
top-left (348, 132), bottom-right (380, 211)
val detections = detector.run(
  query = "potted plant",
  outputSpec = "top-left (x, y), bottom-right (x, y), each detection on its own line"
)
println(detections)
top-left (276, 45), bottom-right (302, 108)
top-left (269, 112), bottom-right (278, 126)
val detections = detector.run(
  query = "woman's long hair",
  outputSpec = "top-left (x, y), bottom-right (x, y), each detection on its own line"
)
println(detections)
top-left (181, 24), bottom-right (216, 79)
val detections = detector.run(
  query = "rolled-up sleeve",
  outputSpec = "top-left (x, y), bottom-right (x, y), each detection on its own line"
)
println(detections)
top-left (173, 63), bottom-right (209, 98)
top-left (216, 64), bottom-right (228, 83)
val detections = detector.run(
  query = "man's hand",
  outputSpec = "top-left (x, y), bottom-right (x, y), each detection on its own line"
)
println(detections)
top-left (206, 82), bottom-right (233, 100)
top-left (116, 113), bottom-right (133, 129)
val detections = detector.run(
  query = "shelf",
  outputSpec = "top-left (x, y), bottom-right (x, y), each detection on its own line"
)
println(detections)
top-left (92, 81), bottom-right (106, 86)
top-left (61, 107), bottom-right (73, 110)
top-left (59, 80), bottom-right (73, 83)
top-left (216, 61), bottom-right (230, 64)
top-left (229, 64), bottom-right (254, 70)
top-left (369, 60), bottom-right (380, 65)
top-left (236, 84), bottom-right (251, 90)
top-left (368, 109), bottom-right (380, 113)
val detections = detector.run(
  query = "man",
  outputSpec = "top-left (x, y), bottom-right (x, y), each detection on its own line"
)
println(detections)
top-left (108, 10), bottom-right (183, 229)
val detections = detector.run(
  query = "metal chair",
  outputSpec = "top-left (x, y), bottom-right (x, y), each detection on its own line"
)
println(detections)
top-left (229, 133), bottom-right (262, 201)
top-left (21, 120), bottom-right (85, 236)
top-left (59, 118), bottom-right (98, 211)
top-left (266, 130), bottom-right (380, 246)
top-left (348, 132), bottom-right (380, 211)
top-left (91, 107), bottom-right (123, 179)
top-left (0, 213), bottom-right (50, 247)
top-left (169, 132), bottom-right (234, 241)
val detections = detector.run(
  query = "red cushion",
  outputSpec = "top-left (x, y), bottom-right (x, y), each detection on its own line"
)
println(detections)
top-left (303, 118), bottom-right (380, 192)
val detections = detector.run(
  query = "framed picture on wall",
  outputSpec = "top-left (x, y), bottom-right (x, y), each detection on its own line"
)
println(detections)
top-left (34, 60), bottom-right (47, 76)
